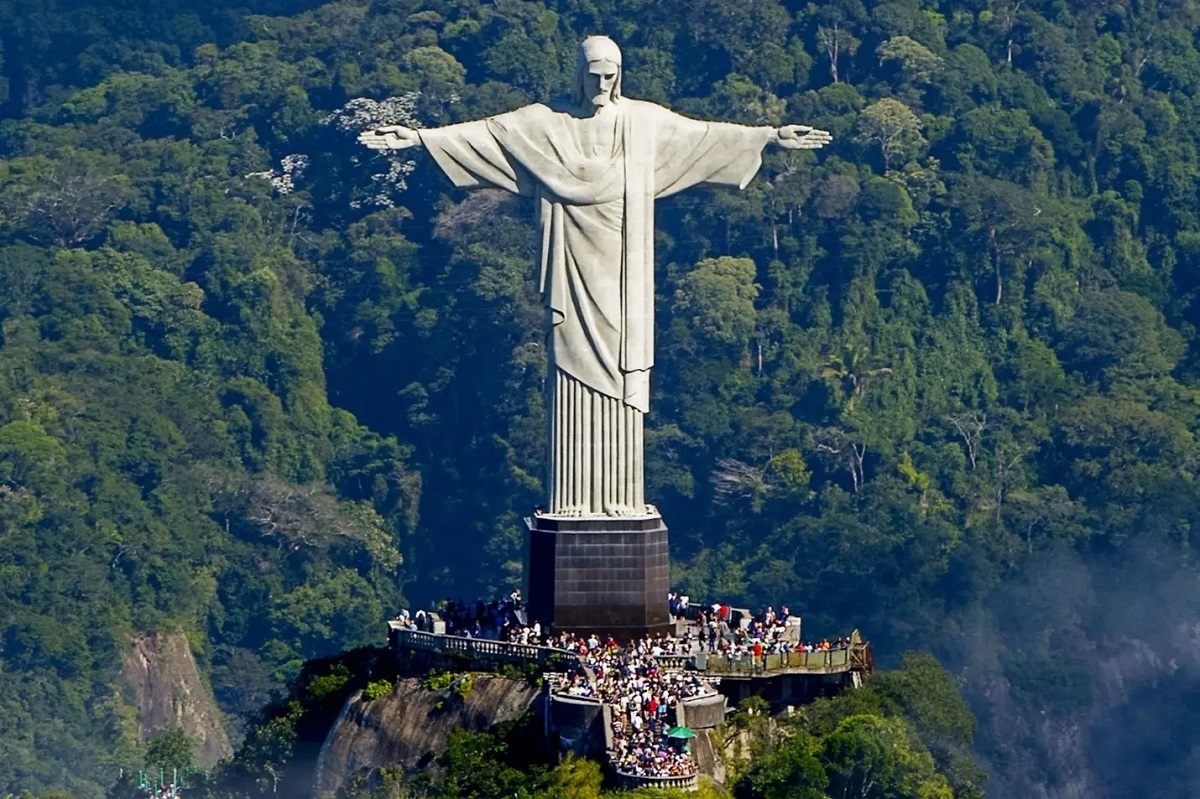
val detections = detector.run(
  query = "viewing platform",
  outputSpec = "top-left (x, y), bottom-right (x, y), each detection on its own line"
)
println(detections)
top-left (697, 631), bottom-right (873, 678)
top-left (388, 622), bottom-right (871, 680)
top-left (388, 608), bottom-right (872, 792)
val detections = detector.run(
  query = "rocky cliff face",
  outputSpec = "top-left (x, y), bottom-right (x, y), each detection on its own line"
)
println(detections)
top-left (971, 626), bottom-right (1200, 799)
top-left (120, 631), bottom-right (233, 767)
top-left (691, 728), bottom-right (728, 786)
top-left (313, 675), bottom-right (540, 798)
top-left (958, 550), bottom-right (1200, 799)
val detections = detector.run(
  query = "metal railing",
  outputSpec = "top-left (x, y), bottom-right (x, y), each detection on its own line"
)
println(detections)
top-left (696, 631), bottom-right (869, 676)
top-left (389, 624), bottom-right (580, 671)
top-left (699, 647), bottom-right (850, 674)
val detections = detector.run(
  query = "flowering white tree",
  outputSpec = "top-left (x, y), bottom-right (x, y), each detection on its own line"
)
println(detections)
top-left (245, 153), bottom-right (309, 195)
top-left (245, 93), bottom-right (423, 208)
top-left (325, 94), bottom-right (422, 208)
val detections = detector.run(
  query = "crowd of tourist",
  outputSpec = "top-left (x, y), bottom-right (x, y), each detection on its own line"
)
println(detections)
top-left (393, 592), bottom-right (859, 780)
top-left (682, 602), bottom-right (853, 662)
top-left (443, 592), bottom-right (525, 637)
top-left (705, 630), bottom-right (854, 665)
top-left (393, 593), bottom-right (856, 663)
top-left (689, 603), bottom-right (790, 650)
top-left (396, 595), bottom-right (709, 778)
top-left (551, 632), bottom-right (712, 778)
top-left (391, 591), bottom-right (526, 638)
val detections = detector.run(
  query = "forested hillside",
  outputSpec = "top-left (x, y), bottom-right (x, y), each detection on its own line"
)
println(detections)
top-left (2, 0), bottom-right (1200, 795)
top-left (191, 649), bottom-right (985, 799)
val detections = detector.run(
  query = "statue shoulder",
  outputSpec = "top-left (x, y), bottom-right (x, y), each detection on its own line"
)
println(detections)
top-left (619, 98), bottom-right (679, 123)
top-left (505, 102), bottom-right (561, 121)
top-left (621, 97), bottom-right (669, 113)
top-left (486, 102), bottom-right (561, 129)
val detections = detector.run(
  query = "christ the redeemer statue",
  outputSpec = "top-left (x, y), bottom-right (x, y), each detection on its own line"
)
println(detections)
top-left (360, 36), bottom-right (831, 518)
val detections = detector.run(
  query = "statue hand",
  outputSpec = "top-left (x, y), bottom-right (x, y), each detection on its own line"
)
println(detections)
top-left (358, 125), bottom-right (422, 151)
top-left (776, 124), bottom-right (833, 150)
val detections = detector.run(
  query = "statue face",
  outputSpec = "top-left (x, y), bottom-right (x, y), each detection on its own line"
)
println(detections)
top-left (582, 59), bottom-right (619, 107)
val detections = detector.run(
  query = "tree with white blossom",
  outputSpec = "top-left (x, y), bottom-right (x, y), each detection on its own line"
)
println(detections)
top-left (326, 94), bottom-right (422, 208)
top-left (245, 94), bottom-right (423, 208)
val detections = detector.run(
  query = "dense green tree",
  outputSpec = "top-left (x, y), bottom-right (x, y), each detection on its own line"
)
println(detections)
top-left (854, 98), bottom-right (925, 170)
top-left (734, 728), bottom-right (828, 799)
top-left (1, 0), bottom-right (1200, 794)
top-left (144, 728), bottom-right (197, 773)
top-left (673, 256), bottom-right (761, 351)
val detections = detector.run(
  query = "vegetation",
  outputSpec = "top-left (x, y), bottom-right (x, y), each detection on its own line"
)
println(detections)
top-left (361, 678), bottom-right (393, 701)
top-left (193, 647), bottom-right (396, 798)
top-left (2, 0), bottom-right (1200, 795)
top-left (189, 653), bottom-right (976, 798)
top-left (177, 652), bottom-right (974, 791)
top-left (143, 728), bottom-right (199, 774)
top-left (419, 669), bottom-right (457, 693)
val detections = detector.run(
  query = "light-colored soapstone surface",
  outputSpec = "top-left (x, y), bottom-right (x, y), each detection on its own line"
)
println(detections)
top-left (359, 36), bottom-right (831, 516)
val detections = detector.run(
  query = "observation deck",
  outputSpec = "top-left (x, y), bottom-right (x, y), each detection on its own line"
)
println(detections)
top-left (387, 615), bottom-right (872, 791)
top-left (387, 623), bottom-right (871, 680)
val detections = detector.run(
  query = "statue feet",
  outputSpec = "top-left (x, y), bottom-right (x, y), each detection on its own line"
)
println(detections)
top-left (603, 502), bottom-right (650, 517)
top-left (544, 504), bottom-right (655, 517)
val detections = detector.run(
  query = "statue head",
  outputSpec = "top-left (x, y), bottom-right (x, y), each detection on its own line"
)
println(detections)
top-left (572, 35), bottom-right (622, 110)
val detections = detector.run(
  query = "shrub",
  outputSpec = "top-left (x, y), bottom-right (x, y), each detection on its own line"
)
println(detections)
top-left (363, 679), bottom-right (394, 701)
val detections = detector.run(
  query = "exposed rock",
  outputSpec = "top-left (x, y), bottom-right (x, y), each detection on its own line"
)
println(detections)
top-left (691, 728), bottom-right (727, 786)
top-left (966, 614), bottom-right (1200, 799)
top-left (313, 675), bottom-right (540, 798)
top-left (120, 631), bottom-right (233, 767)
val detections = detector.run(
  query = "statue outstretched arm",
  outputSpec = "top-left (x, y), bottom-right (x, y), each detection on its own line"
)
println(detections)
top-left (364, 116), bottom-right (529, 195)
top-left (773, 125), bottom-right (834, 150)
top-left (358, 125), bottom-right (422, 151)
top-left (650, 103), bottom-right (834, 198)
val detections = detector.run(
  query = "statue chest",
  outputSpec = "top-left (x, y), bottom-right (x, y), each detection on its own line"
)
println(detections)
top-left (572, 114), bottom-right (622, 162)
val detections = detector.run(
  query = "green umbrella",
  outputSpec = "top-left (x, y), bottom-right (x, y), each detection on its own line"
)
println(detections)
top-left (667, 725), bottom-right (697, 739)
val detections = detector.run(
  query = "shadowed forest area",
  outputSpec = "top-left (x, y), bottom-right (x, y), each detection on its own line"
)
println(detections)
top-left (2, 0), bottom-right (1200, 796)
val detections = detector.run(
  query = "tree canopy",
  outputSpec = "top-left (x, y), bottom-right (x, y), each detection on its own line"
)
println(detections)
top-left (2, 0), bottom-right (1200, 795)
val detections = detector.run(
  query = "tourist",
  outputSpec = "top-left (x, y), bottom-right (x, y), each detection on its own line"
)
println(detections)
top-left (401, 590), bottom-right (859, 779)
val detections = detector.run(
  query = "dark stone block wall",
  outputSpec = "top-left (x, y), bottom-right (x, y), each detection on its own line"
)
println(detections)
top-left (547, 694), bottom-right (607, 758)
top-left (525, 514), bottom-right (671, 639)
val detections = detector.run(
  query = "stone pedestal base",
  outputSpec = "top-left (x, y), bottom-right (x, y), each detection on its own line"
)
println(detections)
top-left (525, 512), bottom-right (671, 639)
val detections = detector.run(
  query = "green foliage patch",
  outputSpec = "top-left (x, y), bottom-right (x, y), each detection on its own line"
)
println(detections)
top-left (362, 679), bottom-right (394, 701)
top-left (420, 670), bottom-right (458, 693)
top-left (2, 0), bottom-right (1200, 794)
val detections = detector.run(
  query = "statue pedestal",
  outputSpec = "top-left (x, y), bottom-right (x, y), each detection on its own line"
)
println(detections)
top-left (525, 512), bottom-right (671, 640)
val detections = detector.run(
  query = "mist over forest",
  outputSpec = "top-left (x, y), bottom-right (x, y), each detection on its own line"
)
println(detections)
top-left (2, 0), bottom-right (1200, 796)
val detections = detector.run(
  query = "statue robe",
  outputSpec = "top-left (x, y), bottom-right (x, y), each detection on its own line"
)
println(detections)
top-left (420, 99), bottom-right (774, 515)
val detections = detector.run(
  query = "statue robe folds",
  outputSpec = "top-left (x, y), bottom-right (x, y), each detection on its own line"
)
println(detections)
top-left (420, 100), bottom-right (774, 515)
